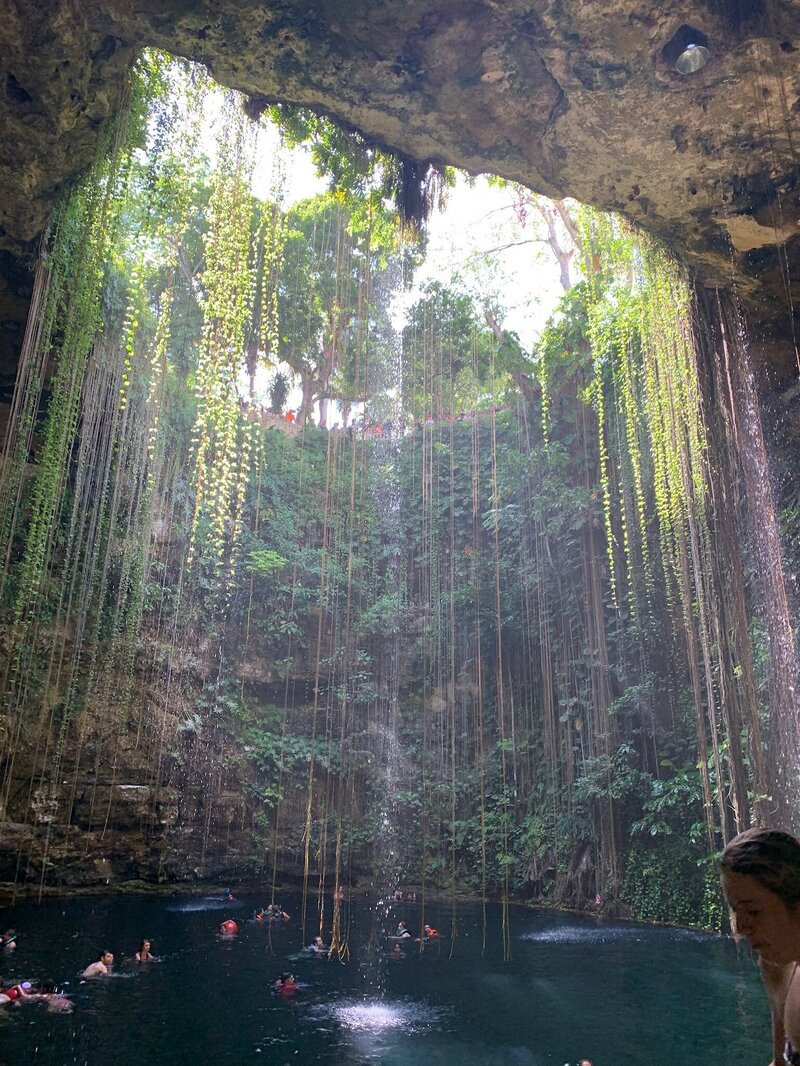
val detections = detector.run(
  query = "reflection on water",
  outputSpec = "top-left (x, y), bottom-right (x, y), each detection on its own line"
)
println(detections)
top-left (0, 893), bottom-right (771, 1066)
top-left (165, 898), bottom-right (236, 911)
top-left (521, 922), bottom-right (716, 944)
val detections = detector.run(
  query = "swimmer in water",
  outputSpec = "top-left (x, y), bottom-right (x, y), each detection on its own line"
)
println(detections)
top-left (1, 929), bottom-right (16, 950)
top-left (135, 938), bottom-right (155, 962)
top-left (267, 903), bottom-right (290, 922)
top-left (0, 981), bottom-right (18, 1003)
top-left (253, 908), bottom-right (266, 922)
top-left (82, 950), bottom-right (114, 977)
top-left (422, 923), bottom-right (438, 940)
top-left (307, 935), bottom-right (327, 954)
top-left (390, 942), bottom-right (405, 958)
top-left (33, 981), bottom-right (73, 1012)
top-left (273, 972), bottom-right (298, 996)
top-left (0, 978), bottom-right (29, 1002)
top-left (219, 919), bottom-right (238, 936)
top-left (394, 921), bottom-right (413, 939)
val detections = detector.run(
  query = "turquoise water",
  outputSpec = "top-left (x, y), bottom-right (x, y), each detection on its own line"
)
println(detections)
top-left (0, 893), bottom-right (769, 1065)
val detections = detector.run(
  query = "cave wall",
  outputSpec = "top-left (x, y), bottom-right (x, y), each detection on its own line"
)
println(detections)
top-left (1, 1), bottom-right (800, 384)
top-left (0, 616), bottom-right (339, 891)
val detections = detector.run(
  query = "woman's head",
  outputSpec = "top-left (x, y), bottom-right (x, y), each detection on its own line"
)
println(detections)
top-left (721, 828), bottom-right (800, 906)
top-left (721, 828), bottom-right (800, 964)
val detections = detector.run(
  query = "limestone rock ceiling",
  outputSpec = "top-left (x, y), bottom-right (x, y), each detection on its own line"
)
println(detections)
top-left (2, 0), bottom-right (800, 357)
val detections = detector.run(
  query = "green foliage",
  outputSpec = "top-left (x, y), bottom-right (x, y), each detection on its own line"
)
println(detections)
top-left (245, 549), bottom-right (288, 577)
top-left (188, 92), bottom-right (256, 583)
top-left (401, 282), bottom-right (500, 418)
top-left (630, 764), bottom-right (707, 842)
top-left (268, 370), bottom-right (290, 414)
top-left (267, 104), bottom-right (455, 226)
top-left (622, 838), bottom-right (709, 925)
top-left (277, 192), bottom-right (401, 423)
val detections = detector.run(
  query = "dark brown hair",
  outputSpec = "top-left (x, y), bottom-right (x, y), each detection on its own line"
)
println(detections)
top-left (720, 827), bottom-right (800, 907)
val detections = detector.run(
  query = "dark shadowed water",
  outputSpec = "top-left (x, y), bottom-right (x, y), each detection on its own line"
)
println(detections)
top-left (0, 892), bottom-right (769, 1065)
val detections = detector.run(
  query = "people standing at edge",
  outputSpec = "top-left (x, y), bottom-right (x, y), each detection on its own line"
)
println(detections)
top-left (720, 827), bottom-right (800, 1066)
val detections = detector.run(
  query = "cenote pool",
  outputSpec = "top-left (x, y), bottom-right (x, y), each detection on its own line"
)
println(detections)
top-left (0, 893), bottom-right (769, 1065)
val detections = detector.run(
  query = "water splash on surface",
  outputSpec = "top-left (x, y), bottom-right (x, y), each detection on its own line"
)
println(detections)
top-left (323, 997), bottom-right (446, 1033)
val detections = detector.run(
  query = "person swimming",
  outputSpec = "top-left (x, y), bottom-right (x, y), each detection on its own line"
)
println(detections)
top-left (306, 935), bottom-right (327, 954)
top-left (135, 938), bottom-right (155, 961)
top-left (1, 981), bottom-right (17, 1003)
top-left (422, 923), bottom-right (438, 940)
top-left (0, 978), bottom-right (29, 1001)
top-left (253, 908), bottom-right (266, 922)
top-left (33, 981), bottom-right (73, 1012)
top-left (219, 919), bottom-right (238, 935)
top-left (267, 903), bottom-right (290, 922)
top-left (82, 950), bottom-right (113, 978)
top-left (394, 921), bottom-right (413, 939)
top-left (1, 929), bottom-right (17, 950)
top-left (273, 972), bottom-right (299, 996)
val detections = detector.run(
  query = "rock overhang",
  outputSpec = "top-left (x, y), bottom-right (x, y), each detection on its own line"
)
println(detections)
top-left (1, 0), bottom-right (799, 374)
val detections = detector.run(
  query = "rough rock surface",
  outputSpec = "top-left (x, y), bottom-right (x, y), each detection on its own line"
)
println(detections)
top-left (0, 1), bottom-right (799, 377)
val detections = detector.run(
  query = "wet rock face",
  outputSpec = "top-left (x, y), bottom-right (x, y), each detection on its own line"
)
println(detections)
top-left (0, 2), bottom-right (134, 247)
top-left (0, 2), bottom-right (799, 361)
